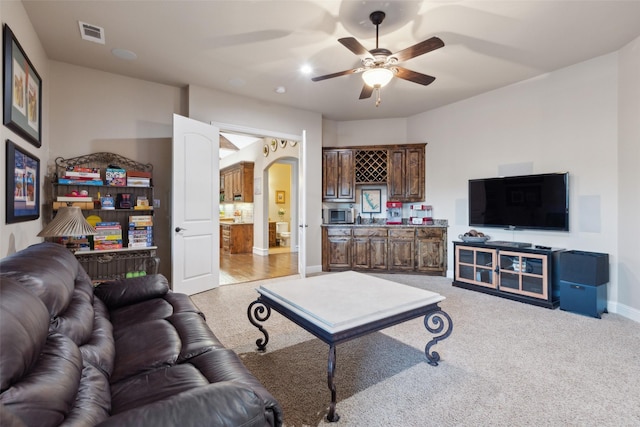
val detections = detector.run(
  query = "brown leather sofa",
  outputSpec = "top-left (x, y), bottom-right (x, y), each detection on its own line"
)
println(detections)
top-left (0, 242), bottom-right (282, 427)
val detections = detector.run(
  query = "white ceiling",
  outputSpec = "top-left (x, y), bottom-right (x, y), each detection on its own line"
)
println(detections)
top-left (23, 0), bottom-right (640, 122)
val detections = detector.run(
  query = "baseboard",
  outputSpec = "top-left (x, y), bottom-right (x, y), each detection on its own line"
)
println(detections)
top-left (306, 264), bottom-right (322, 275)
top-left (253, 247), bottom-right (269, 256)
top-left (607, 301), bottom-right (640, 323)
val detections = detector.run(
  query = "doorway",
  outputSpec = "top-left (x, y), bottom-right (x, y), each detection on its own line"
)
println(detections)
top-left (216, 125), bottom-right (303, 286)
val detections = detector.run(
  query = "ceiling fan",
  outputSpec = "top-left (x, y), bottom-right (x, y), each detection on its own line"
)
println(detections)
top-left (312, 11), bottom-right (444, 106)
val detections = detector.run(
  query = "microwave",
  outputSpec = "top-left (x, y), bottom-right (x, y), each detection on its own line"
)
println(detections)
top-left (323, 208), bottom-right (354, 224)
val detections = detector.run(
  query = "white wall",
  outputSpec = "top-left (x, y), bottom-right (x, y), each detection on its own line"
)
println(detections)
top-left (323, 117), bottom-right (408, 147)
top-left (406, 53), bottom-right (630, 317)
top-left (188, 85), bottom-right (323, 272)
top-left (617, 36), bottom-right (640, 318)
top-left (47, 61), bottom-right (183, 278)
top-left (0, 2), bottom-right (50, 257)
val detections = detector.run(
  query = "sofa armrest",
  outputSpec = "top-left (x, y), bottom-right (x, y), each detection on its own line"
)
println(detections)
top-left (94, 274), bottom-right (170, 309)
top-left (96, 382), bottom-right (281, 427)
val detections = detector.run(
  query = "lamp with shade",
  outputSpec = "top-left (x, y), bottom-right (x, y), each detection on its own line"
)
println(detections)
top-left (38, 206), bottom-right (97, 251)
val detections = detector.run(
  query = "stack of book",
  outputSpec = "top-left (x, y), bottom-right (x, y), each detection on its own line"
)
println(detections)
top-left (127, 170), bottom-right (152, 187)
top-left (128, 215), bottom-right (153, 248)
top-left (59, 166), bottom-right (104, 186)
top-left (93, 222), bottom-right (123, 250)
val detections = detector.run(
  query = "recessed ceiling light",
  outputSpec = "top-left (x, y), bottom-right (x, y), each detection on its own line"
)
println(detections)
top-left (300, 64), bottom-right (312, 75)
top-left (275, 86), bottom-right (286, 94)
top-left (111, 48), bottom-right (137, 61)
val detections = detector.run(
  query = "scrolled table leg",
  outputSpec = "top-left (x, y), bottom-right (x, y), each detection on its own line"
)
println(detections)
top-left (326, 344), bottom-right (340, 422)
top-left (423, 308), bottom-right (453, 366)
top-left (247, 299), bottom-right (271, 351)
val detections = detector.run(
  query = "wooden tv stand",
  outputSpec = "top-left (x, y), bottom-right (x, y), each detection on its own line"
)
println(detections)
top-left (452, 241), bottom-right (564, 308)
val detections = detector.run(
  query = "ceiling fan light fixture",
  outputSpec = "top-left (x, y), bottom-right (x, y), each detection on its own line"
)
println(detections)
top-left (362, 68), bottom-right (393, 88)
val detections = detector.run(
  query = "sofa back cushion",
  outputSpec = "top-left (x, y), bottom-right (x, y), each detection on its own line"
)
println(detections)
top-left (0, 278), bottom-right (49, 392)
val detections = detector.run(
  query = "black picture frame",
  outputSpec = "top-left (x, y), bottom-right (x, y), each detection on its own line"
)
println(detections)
top-left (3, 24), bottom-right (42, 148)
top-left (6, 139), bottom-right (40, 223)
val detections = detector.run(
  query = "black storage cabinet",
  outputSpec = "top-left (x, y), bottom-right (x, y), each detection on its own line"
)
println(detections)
top-left (558, 250), bottom-right (609, 318)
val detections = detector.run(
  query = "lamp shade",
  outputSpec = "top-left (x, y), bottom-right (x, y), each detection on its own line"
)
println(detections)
top-left (38, 206), bottom-right (97, 237)
top-left (362, 68), bottom-right (394, 88)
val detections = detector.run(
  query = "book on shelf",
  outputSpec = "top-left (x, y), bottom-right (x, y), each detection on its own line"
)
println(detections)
top-left (126, 177), bottom-right (151, 187)
top-left (63, 171), bottom-right (100, 179)
top-left (57, 196), bottom-right (93, 202)
top-left (58, 178), bottom-right (104, 186)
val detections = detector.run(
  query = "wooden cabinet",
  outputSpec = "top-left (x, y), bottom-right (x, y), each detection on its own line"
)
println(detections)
top-left (453, 242), bottom-right (562, 308)
top-left (269, 222), bottom-right (276, 247)
top-left (388, 229), bottom-right (415, 271)
top-left (323, 227), bottom-right (352, 270)
top-left (322, 149), bottom-right (355, 202)
top-left (322, 225), bottom-right (447, 275)
top-left (387, 145), bottom-right (425, 202)
top-left (220, 162), bottom-right (254, 203)
top-left (416, 227), bottom-right (448, 273)
top-left (322, 144), bottom-right (425, 203)
top-left (352, 228), bottom-right (388, 270)
top-left (221, 223), bottom-right (253, 254)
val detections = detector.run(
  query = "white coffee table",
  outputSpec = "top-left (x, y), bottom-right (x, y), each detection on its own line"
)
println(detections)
top-left (247, 271), bottom-right (453, 422)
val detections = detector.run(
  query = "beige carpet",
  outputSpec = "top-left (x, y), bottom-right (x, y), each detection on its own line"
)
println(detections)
top-left (191, 273), bottom-right (640, 427)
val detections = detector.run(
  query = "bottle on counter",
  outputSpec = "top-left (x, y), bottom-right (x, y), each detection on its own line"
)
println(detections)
top-left (357, 213), bottom-right (362, 224)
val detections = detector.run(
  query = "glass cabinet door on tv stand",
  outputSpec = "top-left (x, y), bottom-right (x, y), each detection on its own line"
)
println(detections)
top-left (454, 245), bottom-right (498, 289)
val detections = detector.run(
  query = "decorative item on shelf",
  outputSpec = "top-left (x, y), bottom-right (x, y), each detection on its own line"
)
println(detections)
top-left (279, 139), bottom-right (287, 148)
top-left (270, 139), bottom-right (278, 152)
top-left (100, 194), bottom-right (115, 210)
top-left (290, 140), bottom-right (298, 147)
top-left (116, 193), bottom-right (132, 209)
top-left (263, 144), bottom-right (269, 157)
top-left (105, 165), bottom-right (126, 186)
top-left (459, 230), bottom-right (490, 243)
top-left (38, 206), bottom-right (97, 251)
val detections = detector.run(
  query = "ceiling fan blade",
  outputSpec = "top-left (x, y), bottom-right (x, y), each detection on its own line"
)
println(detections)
top-left (311, 68), bottom-right (363, 82)
top-left (359, 84), bottom-right (374, 99)
top-left (391, 36), bottom-right (444, 62)
top-left (394, 67), bottom-right (436, 86)
top-left (338, 37), bottom-right (374, 60)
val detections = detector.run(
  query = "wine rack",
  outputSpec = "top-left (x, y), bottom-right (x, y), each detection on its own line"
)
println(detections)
top-left (355, 149), bottom-right (388, 184)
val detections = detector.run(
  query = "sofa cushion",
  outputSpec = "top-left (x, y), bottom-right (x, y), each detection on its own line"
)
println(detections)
top-left (168, 312), bottom-right (225, 361)
top-left (110, 320), bottom-right (181, 383)
top-left (0, 242), bottom-right (78, 317)
top-left (110, 363), bottom-right (209, 414)
top-left (0, 278), bottom-right (50, 392)
top-left (0, 333), bottom-right (82, 427)
top-left (94, 275), bottom-right (169, 309)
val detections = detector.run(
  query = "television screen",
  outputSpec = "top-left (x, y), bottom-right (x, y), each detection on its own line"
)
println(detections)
top-left (469, 172), bottom-right (569, 231)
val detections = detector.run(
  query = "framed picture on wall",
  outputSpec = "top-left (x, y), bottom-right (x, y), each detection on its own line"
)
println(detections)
top-left (6, 139), bottom-right (40, 223)
top-left (276, 190), bottom-right (285, 204)
top-left (361, 189), bottom-right (381, 213)
top-left (3, 25), bottom-right (42, 148)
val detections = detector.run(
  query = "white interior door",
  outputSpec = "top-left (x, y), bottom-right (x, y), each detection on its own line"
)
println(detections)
top-left (171, 114), bottom-right (219, 295)
top-left (298, 130), bottom-right (307, 277)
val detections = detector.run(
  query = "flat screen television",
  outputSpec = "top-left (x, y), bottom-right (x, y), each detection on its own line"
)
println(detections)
top-left (468, 172), bottom-right (569, 231)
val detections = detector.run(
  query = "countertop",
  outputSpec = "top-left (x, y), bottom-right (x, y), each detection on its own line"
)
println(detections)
top-left (321, 220), bottom-right (448, 228)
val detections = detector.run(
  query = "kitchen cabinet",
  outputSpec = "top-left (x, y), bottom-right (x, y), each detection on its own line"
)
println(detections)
top-left (321, 224), bottom-right (447, 275)
top-left (352, 227), bottom-right (388, 270)
top-left (322, 149), bottom-right (355, 202)
top-left (387, 145), bottom-right (425, 202)
top-left (269, 222), bottom-right (276, 247)
top-left (220, 162), bottom-right (254, 203)
top-left (388, 228), bottom-right (415, 271)
top-left (221, 223), bottom-right (253, 254)
top-left (323, 227), bottom-right (352, 269)
top-left (416, 228), bottom-right (447, 273)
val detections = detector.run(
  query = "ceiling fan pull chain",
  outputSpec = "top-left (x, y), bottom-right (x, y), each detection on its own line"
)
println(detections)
top-left (375, 87), bottom-right (382, 107)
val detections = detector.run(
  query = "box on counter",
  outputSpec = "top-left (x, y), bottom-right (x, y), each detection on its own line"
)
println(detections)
top-left (106, 168), bottom-right (126, 186)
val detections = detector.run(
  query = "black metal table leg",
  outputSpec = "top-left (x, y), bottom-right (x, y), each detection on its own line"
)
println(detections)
top-left (326, 344), bottom-right (340, 422)
top-left (423, 308), bottom-right (453, 366)
top-left (247, 299), bottom-right (271, 351)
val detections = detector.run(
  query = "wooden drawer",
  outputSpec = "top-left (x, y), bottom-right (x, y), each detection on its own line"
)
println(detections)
top-left (353, 227), bottom-right (387, 238)
top-left (388, 229), bottom-right (414, 239)
top-left (416, 228), bottom-right (444, 239)
top-left (326, 227), bottom-right (352, 237)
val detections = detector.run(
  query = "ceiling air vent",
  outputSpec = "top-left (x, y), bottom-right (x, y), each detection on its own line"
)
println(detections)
top-left (78, 21), bottom-right (105, 44)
